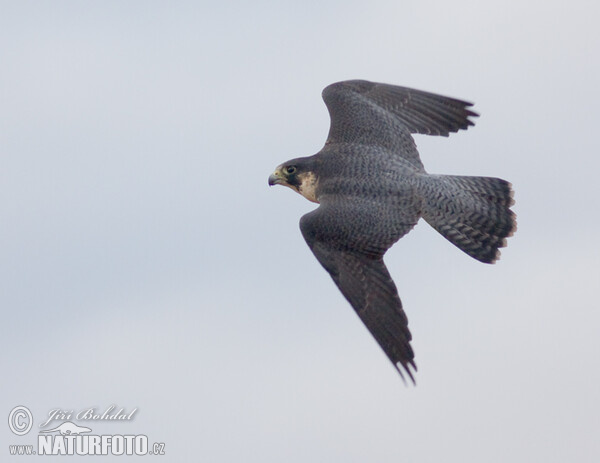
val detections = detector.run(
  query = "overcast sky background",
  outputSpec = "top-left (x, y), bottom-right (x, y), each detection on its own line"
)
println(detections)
top-left (2, 1), bottom-right (599, 461)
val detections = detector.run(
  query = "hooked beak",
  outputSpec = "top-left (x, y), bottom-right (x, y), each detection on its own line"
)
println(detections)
top-left (268, 169), bottom-right (284, 186)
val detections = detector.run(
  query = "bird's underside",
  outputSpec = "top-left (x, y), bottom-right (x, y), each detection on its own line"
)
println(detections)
top-left (269, 80), bottom-right (516, 383)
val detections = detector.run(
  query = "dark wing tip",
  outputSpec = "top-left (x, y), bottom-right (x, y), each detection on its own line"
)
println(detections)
top-left (396, 359), bottom-right (418, 385)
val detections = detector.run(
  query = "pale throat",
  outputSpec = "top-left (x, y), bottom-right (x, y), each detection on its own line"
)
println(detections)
top-left (296, 171), bottom-right (319, 203)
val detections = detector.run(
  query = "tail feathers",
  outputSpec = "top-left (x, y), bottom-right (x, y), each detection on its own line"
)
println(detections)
top-left (420, 175), bottom-right (516, 263)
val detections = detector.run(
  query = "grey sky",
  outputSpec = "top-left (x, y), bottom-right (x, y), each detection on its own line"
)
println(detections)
top-left (2, 1), bottom-right (599, 461)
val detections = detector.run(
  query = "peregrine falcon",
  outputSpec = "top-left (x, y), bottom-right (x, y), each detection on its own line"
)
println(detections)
top-left (268, 80), bottom-right (516, 382)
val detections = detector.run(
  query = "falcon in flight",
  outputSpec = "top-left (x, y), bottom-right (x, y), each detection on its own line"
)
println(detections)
top-left (268, 80), bottom-right (516, 382)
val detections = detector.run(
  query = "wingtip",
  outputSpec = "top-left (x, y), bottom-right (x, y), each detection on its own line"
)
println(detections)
top-left (396, 360), bottom-right (418, 386)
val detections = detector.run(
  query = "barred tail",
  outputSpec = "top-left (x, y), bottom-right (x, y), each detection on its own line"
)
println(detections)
top-left (419, 174), bottom-right (516, 263)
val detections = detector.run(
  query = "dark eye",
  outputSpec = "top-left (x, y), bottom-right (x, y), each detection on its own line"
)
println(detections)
top-left (286, 165), bottom-right (297, 175)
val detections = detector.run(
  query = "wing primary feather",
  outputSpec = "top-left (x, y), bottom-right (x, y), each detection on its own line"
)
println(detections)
top-left (300, 212), bottom-right (417, 384)
top-left (322, 79), bottom-right (479, 142)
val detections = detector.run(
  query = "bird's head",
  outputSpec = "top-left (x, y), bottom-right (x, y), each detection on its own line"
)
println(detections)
top-left (268, 157), bottom-right (319, 203)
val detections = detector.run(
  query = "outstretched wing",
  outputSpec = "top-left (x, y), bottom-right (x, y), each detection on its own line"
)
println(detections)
top-left (300, 201), bottom-right (418, 382)
top-left (322, 80), bottom-right (478, 168)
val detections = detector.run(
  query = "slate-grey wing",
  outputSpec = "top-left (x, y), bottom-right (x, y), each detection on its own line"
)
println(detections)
top-left (300, 204), bottom-right (418, 382)
top-left (322, 80), bottom-right (478, 169)
top-left (323, 80), bottom-right (478, 138)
